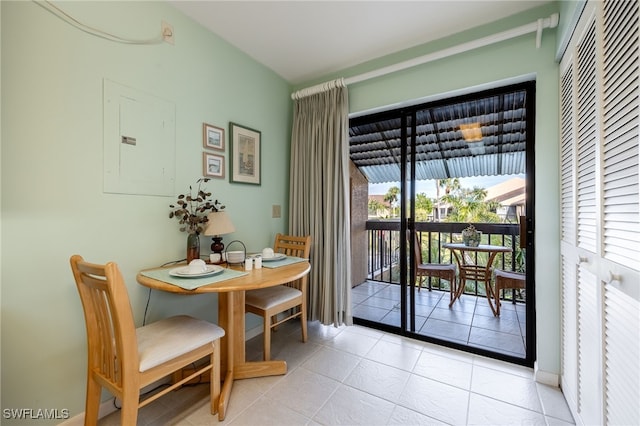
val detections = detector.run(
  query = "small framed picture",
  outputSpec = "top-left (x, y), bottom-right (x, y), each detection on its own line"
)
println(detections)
top-left (203, 123), bottom-right (225, 151)
top-left (229, 122), bottom-right (261, 185)
top-left (203, 152), bottom-right (224, 178)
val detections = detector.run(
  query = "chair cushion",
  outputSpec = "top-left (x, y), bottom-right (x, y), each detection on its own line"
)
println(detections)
top-left (494, 269), bottom-right (526, 281)
top-left (245, 285), bottom-right (302, 310)
top-left (417, 263), bottom-right (457, 280)
top-left (417, 263), bottom-right (456, 272)
top-left (494, 269), bottom-right (526, 290)
top-left (136, 315), bottom-right (225, 372)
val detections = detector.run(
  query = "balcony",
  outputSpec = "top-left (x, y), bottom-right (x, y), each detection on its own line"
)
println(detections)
top-left (352, 220), bottom-right (528, 359)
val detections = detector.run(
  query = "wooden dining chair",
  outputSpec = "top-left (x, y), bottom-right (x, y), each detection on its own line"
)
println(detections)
top-left (493, 268), bottom-right (526, 316)
top-left (70, 255), bottom-right (225, 425)
top-left (245, 233), bottom-right (312, 361)
top-left (412, 233), bottom-right (458, 306)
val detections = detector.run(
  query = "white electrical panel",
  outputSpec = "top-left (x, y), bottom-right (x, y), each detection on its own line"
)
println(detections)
top-left (103, 79), bottom-right (175, 196)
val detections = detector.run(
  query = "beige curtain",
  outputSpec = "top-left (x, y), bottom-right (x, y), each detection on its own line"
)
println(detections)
top-left (289, 80), bottom-right (352, 326)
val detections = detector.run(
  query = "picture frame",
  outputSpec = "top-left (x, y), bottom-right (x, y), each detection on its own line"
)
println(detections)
top-left (203, 152), bottom-right (224, 178)
top-left (203, 123), bottom-right (225, 151)
top-left (229, 122), bottom-right (261, 185)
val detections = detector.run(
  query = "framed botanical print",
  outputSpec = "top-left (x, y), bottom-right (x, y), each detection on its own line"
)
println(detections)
top-left (229, 122), bottom-right (261, 185)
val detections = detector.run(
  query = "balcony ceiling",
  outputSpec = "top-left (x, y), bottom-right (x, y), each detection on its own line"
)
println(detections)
top-left (349, 87), bottom-right (528, 183)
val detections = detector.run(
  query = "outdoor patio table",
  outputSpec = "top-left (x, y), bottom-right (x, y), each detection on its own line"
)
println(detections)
top-left (442, 243), bottom-right (512, 316)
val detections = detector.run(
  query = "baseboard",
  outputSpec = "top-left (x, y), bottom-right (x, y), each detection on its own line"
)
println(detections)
top-left (59, 398), bottom-right (118, 425)
top-left (245, 324), bottom-right (263, 341)
top-left (65, 329), bottom-right (261, 423)
top-left (534, 362), bottom-right (560, 386)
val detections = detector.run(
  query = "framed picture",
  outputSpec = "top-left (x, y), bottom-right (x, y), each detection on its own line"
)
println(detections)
top-left (203, 152), bottom-right (224, 178)
top-left (229, 122), bottom-right (261, 185)
top-left (203, 123), bottom-right (225, 151)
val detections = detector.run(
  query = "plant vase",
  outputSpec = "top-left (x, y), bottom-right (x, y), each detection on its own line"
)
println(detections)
top-left (187, 233), bottom-right (200, 263)
top-left (462, 225), bottom-right (482, 247)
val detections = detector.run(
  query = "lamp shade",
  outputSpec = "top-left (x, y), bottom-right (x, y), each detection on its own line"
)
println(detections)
top-left (204, 211), bottom-right (235, 236)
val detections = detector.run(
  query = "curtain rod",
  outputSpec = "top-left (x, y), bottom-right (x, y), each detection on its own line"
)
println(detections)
top-left (291, 13), bottom-right (559, 100)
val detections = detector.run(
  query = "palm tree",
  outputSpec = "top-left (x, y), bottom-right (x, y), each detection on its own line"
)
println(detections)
top-left (384, 186), bottom-right (400, 218)
top-left (435, 178), bottom-right (460, 221)
top-left (415, 193), bottom-right (434, 221)
top-left (368, 198), bottom-right (386, 217)
top-left (441, 184), bottom-right (500, 223)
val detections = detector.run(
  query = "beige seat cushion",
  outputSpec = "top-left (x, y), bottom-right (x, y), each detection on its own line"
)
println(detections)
top-left (417, 263), bottom-right (456, 272)
top-left (246, 286), bottom-right (302, 310)
top-left (136, 315), bottom-right (225, 372)
top-left (494, 269), bottom-right (526, 282)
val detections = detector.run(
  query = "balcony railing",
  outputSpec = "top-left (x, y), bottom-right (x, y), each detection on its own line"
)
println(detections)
top-left (366, 220), bottom-right (525, 302)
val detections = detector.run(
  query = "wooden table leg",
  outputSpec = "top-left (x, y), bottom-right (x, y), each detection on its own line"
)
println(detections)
top-left (484, 253), bottom-right (499, 316)
top-left (230, 290), bottom-right (287, 378)
top-left (450, 251), bottom-right (465, 306)
top-left (216, 290), bottom-right (287, 420)
top-left (217, 292), bottom-right (235, 421)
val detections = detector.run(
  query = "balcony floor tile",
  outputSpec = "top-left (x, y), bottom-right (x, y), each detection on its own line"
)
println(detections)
top-left (353, 280), bottom-right (529, 360)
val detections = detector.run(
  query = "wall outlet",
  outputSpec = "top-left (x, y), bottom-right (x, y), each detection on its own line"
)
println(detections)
top-left (161, 21), bottom-right (174, 45)
top-left (272, 204), bottom-right (281, 218)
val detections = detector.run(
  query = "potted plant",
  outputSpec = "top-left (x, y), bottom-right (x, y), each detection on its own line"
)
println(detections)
top-left (169, 178), bottom-right (225, 262)
top-left (461, 224), bottom-right (482, 247)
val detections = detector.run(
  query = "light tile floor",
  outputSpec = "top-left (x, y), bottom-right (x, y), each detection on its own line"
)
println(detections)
top-left (97, 321), bottom-right (573, 425)
top-left (352, 281), bottom-right (527, 358)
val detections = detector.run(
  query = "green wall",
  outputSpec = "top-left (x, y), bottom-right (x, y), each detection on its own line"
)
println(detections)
top-left (2, 0), bottom-right (569, 422)
top-left (296, 3), bottom-right (562, 381)
top-left (1, 1), bottom-right (291, 422)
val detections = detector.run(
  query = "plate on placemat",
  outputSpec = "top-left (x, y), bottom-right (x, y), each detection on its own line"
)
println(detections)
top-left (169, 265), bottom-right (224, 278)
top-left (261, 253), bottom-right (287, 262)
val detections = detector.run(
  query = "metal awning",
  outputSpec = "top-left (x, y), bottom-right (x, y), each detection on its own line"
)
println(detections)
top-left (349, 86), bottom-right (529, 183)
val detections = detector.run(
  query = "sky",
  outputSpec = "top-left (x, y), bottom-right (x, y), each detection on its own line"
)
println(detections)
top-left (369, 174), bottom-right (524, 198)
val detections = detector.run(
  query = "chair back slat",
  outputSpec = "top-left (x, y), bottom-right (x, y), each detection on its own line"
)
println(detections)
top-left (413, 233), bottom-right (424, 267)
top-left (71, 255), bottom-right (138, 392)
top-left (273, 234), bottom-right (311, 290)
top-left (273, 233), bottom-right (311, 259)
top-left (90, 287), bottom-right (119, 384)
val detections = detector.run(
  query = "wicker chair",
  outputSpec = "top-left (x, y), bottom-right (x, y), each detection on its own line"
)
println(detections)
top-left (493, 269), bottom-right (526, 316)
top-left (412, 233), bottom-right (458, 307)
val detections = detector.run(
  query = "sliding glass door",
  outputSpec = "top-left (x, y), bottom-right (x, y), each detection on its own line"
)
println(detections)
top-left (349, 81), bottom-right (536, 366)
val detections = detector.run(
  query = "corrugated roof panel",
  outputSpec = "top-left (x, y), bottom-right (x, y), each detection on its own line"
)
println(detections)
top-left (349, 85), bottom-right (530, 183)
top-left (359, 164), bottom-right (401, 183)
top-left (429, 152), bottom-right (525, 180)
top-left (355, 152), bottom-right (526, 183)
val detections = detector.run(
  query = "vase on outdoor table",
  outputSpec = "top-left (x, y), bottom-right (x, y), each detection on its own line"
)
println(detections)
top-left (462, 225), bottom-right (481, 247)
top-left (187, 233), bottom-right (200, 263)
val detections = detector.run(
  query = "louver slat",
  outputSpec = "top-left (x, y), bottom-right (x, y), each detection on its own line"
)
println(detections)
top-left (577, 268), bottom-right (600, 421)
top-left (576, 21), bottom-right (598, 253)
top-left (604, 285), bottom-right (640, 426)
top-left (603, 0), bottom-right (639, 270)
top-left (561, 66), bottom-right (576, 243)
top-left (561, 255), bottom-right (578, 405)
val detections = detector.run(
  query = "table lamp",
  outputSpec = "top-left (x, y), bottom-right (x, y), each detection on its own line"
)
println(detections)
top-left (204, 211), bottom-right (236, 262)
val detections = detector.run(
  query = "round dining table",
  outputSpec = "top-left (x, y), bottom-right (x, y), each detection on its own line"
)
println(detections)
top-left (137, 260), bottom-right (311, 421)
top-left (442, 243), bottom-right (512, 316)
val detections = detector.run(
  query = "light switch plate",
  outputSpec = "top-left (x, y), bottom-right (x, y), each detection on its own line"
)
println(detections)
top-left (272, 205), bottom-right (281, 218)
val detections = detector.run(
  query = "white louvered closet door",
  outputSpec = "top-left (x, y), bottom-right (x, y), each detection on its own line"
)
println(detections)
top-left (601, 1), bottom-right (640, 425)
top-left (559, 1), bottom-right (640, 426)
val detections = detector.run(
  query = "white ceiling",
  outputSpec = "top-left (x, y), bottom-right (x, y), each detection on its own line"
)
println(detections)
top-left (169, 1), bottom-right (551, 85)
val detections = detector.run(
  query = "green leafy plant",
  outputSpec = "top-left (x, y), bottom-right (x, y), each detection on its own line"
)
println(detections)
top-left (169, 178), bottom-right (225, 234)
top-left (461, 224), bottom-right (481, 247)
top-left (461, 224), bottom-right (478, 237)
